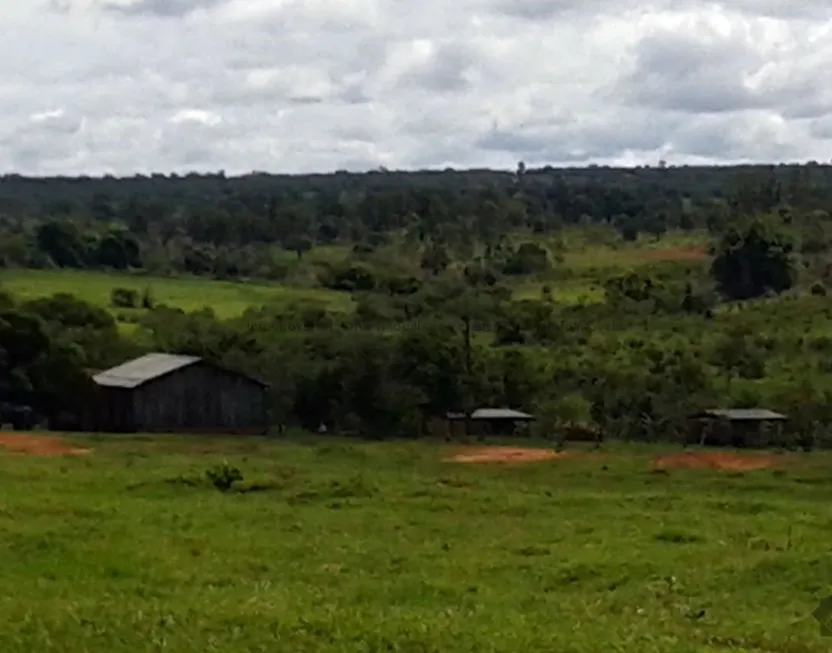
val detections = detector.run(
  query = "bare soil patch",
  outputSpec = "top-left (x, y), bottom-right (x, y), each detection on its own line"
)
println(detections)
top-left (652, 451), bottom-right (776, 471)
top-left (641, 246), bottom-right (707, 262)
top-left (0, 433), bottom-right (90, 457)
top-left (446, 446), bottom-right (567, 464)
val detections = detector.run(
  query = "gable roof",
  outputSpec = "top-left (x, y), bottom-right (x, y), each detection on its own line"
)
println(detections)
top-left (93, 353), bottom-right (201, 389)
top-left (692, 408), bottom-right (787, 421)
top-left (471, 408), bottom-right (534, 420)
top-left (446, 408), bottom-right (535, 420)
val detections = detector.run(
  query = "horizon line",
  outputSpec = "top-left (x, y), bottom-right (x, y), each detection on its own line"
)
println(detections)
top-left (1, 160), bottom-right (830, 181)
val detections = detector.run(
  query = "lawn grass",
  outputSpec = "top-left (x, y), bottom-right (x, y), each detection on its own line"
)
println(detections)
top-left (0, 269), bottom-right (354, 318)
top-left (0, 434), bottom-right (828, 652)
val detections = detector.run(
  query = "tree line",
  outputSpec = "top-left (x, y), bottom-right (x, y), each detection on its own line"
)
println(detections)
top-left (1, 163), bottom-right (832, 445)
top-left (2, 274), bottom-right (831, 446)
top-left (0, 163), bottom-right (828, 283)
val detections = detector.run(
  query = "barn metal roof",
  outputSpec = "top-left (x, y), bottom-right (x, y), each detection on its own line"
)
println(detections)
top-left (93, 353), bottom-right (201, 389)
top-left (470, 408), bottom-right (535, 420)
top-left (692, 408), bottom-right (787, 421)
top-left (446, 408), bottom-right (535, 420)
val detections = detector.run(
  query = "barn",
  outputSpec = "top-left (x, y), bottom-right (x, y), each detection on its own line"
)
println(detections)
top-left (83, 353), bottom-right (268, 434)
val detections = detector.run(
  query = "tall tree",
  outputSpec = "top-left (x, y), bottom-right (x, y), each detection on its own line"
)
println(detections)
top-left (711, 215), bottom-right (796, 300)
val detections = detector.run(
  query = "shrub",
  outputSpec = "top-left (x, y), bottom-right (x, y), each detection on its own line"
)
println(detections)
top-left (810, 281), bottom-right (827, 297)
top-left (319, 261), bottom-right (377, 291)
top-left (141, 286), bottom-right (155, 309)
top-left (206, 461), bottom-right (243, 491)
top-left (502, 243), bottom-right (550, 276)
top-left (110, 287), bottom-right (139, 308)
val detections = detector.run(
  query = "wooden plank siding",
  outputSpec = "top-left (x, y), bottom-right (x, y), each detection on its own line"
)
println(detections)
top-left (89, 362), bottom-right (267, 434)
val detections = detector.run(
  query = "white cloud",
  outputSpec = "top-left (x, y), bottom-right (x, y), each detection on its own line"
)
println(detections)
top-left (1, 0), bottom-right (832, 175)
top-left (168, 109), bottom-right (223, 126)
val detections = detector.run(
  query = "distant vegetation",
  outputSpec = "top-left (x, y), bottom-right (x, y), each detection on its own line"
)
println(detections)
top-left (1, 163), bottom-right (832, 441)
top-left (1, 269), bottom-right (353, 321)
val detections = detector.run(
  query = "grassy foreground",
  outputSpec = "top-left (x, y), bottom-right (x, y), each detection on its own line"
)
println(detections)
top-left (0, 435), bottom-right (828, 652)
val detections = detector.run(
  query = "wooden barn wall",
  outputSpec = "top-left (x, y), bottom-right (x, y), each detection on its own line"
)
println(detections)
top-left (72, 386), bottom-right (134, 433)
top-left (132, 363), bottom-right (266, 433)
top-left (100, 387), bottom-right (135, 432)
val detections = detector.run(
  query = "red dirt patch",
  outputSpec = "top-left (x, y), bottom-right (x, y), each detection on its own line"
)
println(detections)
top-left (0, 433), bottom-right (90, 457)
top-left (641, 246), bottom-right (707, 262)
top-left (652, 451), bottom-right (776, 471)
top-left (445, 446), bottom-right (567, 464)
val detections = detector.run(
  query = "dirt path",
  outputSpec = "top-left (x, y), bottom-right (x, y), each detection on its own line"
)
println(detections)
top-left (641, 246), bottom-right (707, 262)
top-left (0, 433), bottom-right (90, 457)
top-left (652, 451), bottom-right (777, 471)
top-left (445, 446), bottom-right (566, 463)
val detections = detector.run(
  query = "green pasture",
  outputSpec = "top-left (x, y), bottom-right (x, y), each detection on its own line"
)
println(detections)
top-left (513, 280), bottom-right (606, 304)
top-left (0, 232), bottom-right (711, 321)
top-left (0, 269), bottom-right (354, 318)
top-left (0, 434), bottom-right (828, 652)
top-left (553, 230), bottom-right (709, 271)
top-left (510, 229), bottom-right (710, 303)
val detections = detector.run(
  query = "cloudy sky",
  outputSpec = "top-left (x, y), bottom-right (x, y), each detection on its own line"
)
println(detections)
top-left (1, 0), bottom-right (831, 175)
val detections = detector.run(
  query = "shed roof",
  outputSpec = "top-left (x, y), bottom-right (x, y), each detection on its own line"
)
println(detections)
top-left (93, 353), bottom-right (201, 389)
top-left (446, 408), bottom-right (535, 420)
top-left (692, 408), bottom-right (787, 421)
top-left (472, 408), bottom-right (534, 420)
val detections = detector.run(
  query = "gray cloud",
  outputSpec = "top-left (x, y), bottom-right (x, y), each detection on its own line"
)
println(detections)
top-left (3, 0), bottom-right (832, 175)
top-left (98, 0), bottom-right (227, 18)
top-left (810, 116), bottom-right (832, 141)
top-left (723, 0), bottom-right (832, 19)
top-left (396, 43), bottom-right (482, 93)
top-left (615, 21), bottom-right (766, 114)
top-left (493, 0), bottom-right (832, 20)
top-left (492, 0), bottom-right (588, 20)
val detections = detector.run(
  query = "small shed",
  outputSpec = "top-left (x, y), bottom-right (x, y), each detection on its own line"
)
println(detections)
top-left (80, 353), bottom-right (268, 434)
top-left (687, 408), bottom-right (787, 447)
top-left (447, 407), bottom-right (535, 438)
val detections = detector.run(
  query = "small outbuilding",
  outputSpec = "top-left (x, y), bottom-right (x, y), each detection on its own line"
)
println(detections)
top-left (446, 407), bottom-right (535, 438)
top-left (687, 408), bottom-right (787, 447)
top-left (80, 353), bottom-right (268, 434)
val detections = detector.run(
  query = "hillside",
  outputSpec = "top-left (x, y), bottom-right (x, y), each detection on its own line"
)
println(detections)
top-left (0, 164), bottom-right (830, 442)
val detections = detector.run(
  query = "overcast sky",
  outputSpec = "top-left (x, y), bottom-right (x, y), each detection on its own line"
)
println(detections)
top-left (1, 0), bottom-right (831, 176)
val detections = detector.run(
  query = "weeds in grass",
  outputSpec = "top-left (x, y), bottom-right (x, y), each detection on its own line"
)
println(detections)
top-left (205, 461), bottom-right (243, 491)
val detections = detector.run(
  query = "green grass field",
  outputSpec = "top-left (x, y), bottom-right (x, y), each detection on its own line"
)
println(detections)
top-left (0, 434), bottom-right (829, 652)
top-left (1, 232), bottom-right (710, 318)
top-left (513, 280), bottom-right (606, 304)
top-left (511, 231), bottom-right (709, 304)
top-left (1, 269), bottom-right (354, 318)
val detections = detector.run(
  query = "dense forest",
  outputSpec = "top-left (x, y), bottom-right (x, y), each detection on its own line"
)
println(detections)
top-left (2, 162), bottom-right (832, 445)
top-left (0, 163), bottom-right (828, 278)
